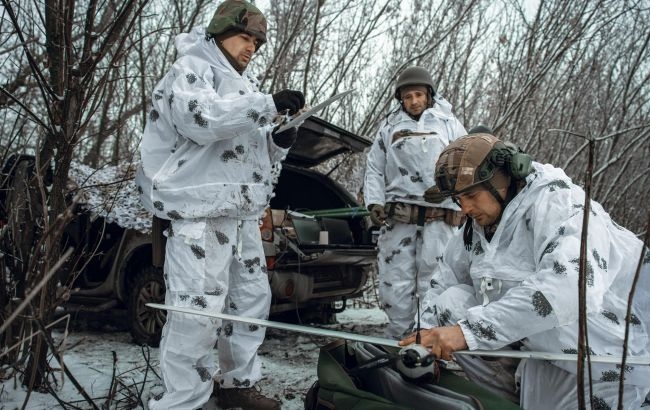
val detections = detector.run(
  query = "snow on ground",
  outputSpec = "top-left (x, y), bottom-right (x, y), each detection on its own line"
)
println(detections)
top-left (0, 307), bottom-right (388, 409)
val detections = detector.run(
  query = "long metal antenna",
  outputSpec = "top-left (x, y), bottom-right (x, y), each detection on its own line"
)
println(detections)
top-left (146, 303), bottom-right (650, 365)
top-left (415, 294), bottom-right (421, 345)
top-left (414, 220), bottom-right (424, 346)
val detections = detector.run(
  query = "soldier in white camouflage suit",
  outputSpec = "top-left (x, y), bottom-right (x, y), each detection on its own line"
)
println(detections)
top-left (401, 133), bottom-right (650, 409)
top-left (363, 66), bottom-right (466, 339)
top-left (136, 1), bottom-right (304, 408)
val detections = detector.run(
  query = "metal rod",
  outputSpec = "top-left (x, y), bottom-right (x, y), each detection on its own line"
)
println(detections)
top-left (146, 303), bottom-right (650, 365)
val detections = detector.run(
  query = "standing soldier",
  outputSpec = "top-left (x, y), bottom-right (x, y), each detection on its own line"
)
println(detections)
top-left (136, 1), bottom-right (304, 408)
top-left (363, 66), bottom-right (467, 339)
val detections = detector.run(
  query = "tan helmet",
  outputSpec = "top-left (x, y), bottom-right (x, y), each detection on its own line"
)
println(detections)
top-left (434, 133), bottom-right (532, 197)
top-left (206, 0), bottom-right (267, 47)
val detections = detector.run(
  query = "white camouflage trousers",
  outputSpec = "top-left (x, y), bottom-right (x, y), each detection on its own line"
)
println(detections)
top-left (517, 358), bottom-right (650, 410)
top-left (149, 218), bottom-right (271, 410)
top-left (377, 219), bottom-right (455, 339)
top-left (454, 355), bottom-right (650, 409)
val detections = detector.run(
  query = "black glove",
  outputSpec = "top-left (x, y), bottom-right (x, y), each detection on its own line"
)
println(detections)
top-left (272, 89), bottom-right (305, 115)
top-left (368, 204), bottom-right (388, 227)
top-left (272, 126), bottom-right (297, 148)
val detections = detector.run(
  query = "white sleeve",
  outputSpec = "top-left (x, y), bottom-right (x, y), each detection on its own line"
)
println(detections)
top-left (421, 231), bottom-right (476, 328)
top-left (429, 230), bottom-right (472, 295)
top-left (363, 126), bottom-right (388, 207)
top-left (166, 59), bottom-right (276, 145)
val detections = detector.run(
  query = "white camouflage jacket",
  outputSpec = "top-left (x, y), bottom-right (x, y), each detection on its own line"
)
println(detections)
top-left (424, 162), bottom-right (650, 385)
top-left (363, 96), bottom-right (466, 210)
top-left (136, 27), bottom-right (287, 221)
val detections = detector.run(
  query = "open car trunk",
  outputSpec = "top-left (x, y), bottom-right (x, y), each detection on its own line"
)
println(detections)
top-left (262, 118), bottom-right (376, 313)
top-left (271, 164), bottom-right (374, 247)
top-left (264, 163), bottom-right (376, 312)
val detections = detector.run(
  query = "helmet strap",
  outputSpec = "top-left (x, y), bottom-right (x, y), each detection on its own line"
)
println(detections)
top-left (484, 181), bottom-right (506, 209)
top-left (462, 177), bottom-right (515, 250)
top-left (482, 181), bottom-right (507, 242)
top-left (426, 87), bottom-right (435, 108)
top-left (462, 218), bottom-right (473, 250)
top-left (487, 176), bottom-right (520, 229)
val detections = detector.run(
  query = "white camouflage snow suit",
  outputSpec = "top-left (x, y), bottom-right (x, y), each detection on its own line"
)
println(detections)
top-left (135, 27), bottom-right (287, 410)
top-left (421, 162), bottom-right (650, 409)
top-left (364, 96), bottom-right (466, 339)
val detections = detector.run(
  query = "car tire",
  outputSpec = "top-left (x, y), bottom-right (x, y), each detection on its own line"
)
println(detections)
top-left (305, 303), bottom-right (337, 325)
top-left (127, 266), bottom-right (166, 347)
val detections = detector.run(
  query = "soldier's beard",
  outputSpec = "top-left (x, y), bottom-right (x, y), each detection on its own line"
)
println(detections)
top-left (215, 39), bottom-right (246, 74)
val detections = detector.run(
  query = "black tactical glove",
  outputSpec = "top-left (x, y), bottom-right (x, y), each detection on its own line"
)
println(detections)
top-left (272, 126), bottom-right (298, 148)
top-left (368, 204), bottom-right (388, 227)
top-left (272, 89), bottom-right (305, 115)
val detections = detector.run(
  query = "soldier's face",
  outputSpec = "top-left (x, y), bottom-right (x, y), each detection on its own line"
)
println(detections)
top-left (453, 187), bottom-right (505, 226)
top-left (221, 33), bottom-right (258, 68)
top-left (400, 86), bottom-right (429, 116)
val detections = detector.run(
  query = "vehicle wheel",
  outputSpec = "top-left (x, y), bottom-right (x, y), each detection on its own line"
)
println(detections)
top-left (306, 303), bottom-right (337, 325)
top-left (127, 266), bottom-right (166, 346)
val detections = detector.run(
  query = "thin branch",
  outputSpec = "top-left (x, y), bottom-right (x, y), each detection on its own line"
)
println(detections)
top-left (618, 212), bottom-right (650, 408)
top-left (33, 317), bottom-right (99, 410)
top-left (576, 134), bottom-right (595, 410)
top-left (0, 87), bottom-right (51, 130)
top-left (594, 123), bottom-right (650, 142)
top-left (0, 248), bottom-right (74, 335)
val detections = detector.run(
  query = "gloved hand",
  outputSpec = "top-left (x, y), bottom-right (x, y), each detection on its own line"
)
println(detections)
top-left (272, 89), bottom-right (305, 115)
top-left (272, 126), bottom-right (297, 148)
top-left (368, 204), bottom-right (388, 227)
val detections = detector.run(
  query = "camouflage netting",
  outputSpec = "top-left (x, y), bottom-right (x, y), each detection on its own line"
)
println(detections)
top-left (68, 161), bottom-right (152, 233)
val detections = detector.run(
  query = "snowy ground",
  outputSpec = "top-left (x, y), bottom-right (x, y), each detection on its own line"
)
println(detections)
top-left (0, 306), bottom-right (389, 410)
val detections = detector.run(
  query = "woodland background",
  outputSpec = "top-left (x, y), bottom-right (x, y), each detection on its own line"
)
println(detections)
top-left (0, 0), bottom-right (649, 404)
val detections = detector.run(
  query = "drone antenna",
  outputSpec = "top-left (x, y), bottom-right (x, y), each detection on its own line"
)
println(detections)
top-left (414, 220), bottom-right (425, 346)
top-left (416, 294), bottom-right (421, 345)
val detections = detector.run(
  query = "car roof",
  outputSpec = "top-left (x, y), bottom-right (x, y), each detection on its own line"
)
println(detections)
top-left (286, 116), bottom-right (372, 168)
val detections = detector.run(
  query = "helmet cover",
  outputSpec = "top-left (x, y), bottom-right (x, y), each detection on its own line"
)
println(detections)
top-left (434, 133), bottom-right (503, 196)
top-left (206, 0), bottom-right (267, 45)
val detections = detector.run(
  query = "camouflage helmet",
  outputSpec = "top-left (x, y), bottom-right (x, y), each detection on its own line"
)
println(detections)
top-left (394, 66), bottom-right (436, 100)
top-left (434, 133), bottom-right (532, 197)
top-left (206, 0), bottom-right (267, 47)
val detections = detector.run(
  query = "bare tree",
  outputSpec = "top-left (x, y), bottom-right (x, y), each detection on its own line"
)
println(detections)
top-left (0, 0), bottom-right (151, 389)
top-left (482, 1), bottom-right (650, 232)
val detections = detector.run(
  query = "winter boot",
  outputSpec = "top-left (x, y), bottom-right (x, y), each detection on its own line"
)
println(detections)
top-left (213, 385), bottom-right (281, 410)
